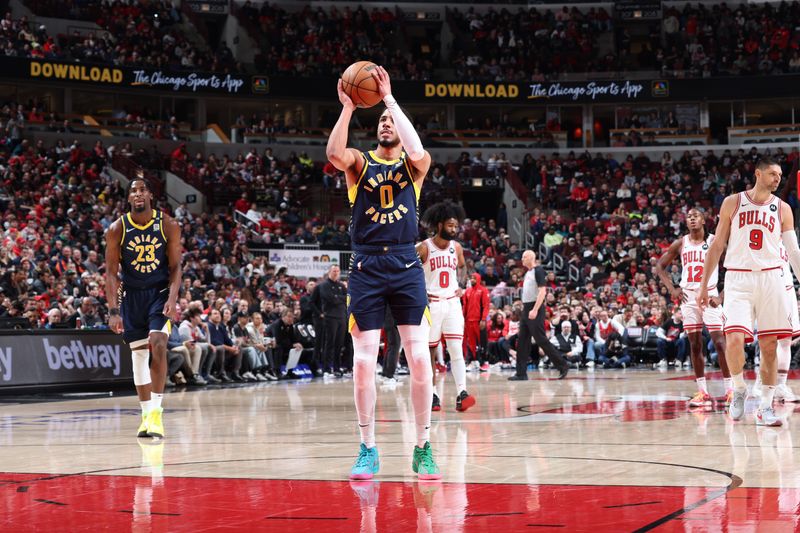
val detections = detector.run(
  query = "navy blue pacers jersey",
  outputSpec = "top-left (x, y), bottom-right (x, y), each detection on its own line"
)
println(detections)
top-left (349, 150), bottom-right (420, 245)
top-left (118, 209), bottom-right (171, 342)
top-left (120, 209), bottom-right (169, 289)
top-left (347, 150), bottom-right (429, 332)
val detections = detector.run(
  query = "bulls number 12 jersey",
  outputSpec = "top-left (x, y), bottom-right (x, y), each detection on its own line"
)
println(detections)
top-left (423, 239), bottom-right (459, 298)
top-left (724, 191), bottom-right (783, 271)
top-left (680, 234), bottom-right (718, 292)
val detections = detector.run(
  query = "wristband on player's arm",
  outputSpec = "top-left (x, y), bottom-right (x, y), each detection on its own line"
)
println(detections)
top-left (108, 308), bottom-right (120, 317)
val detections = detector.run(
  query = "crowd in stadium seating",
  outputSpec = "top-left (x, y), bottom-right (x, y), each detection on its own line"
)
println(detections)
top-left (7, 2), bottom-right (238, 73)
top-left (9, 1), bottom-right (800, 80)
top-left (236, 2), bottom-right (433, 80)
top-left (659, 2), bottom-right (800, 77)
top-left (1, 102), bottom-right (797, 372)
top-left (448, 6), bottom-right (614, 81)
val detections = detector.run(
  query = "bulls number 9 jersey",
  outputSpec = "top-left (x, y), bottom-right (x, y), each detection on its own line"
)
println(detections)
top-left (680, 234), bottom-right (718, 292)
top-left (423, 239), bottom-right (459, 298)
top-left (724, 191), bottom-right (783, 271)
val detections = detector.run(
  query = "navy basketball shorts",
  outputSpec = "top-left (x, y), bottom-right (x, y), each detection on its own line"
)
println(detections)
top-left (347, 243), bottom-right (430, 332)
top-left (121, 284), bottom-right (171, 343)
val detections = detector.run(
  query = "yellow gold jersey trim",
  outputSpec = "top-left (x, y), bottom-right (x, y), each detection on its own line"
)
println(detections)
top-left (368, 150), bottom-right (400, 165)
top-left (119, 216), bottom-right (126, 246)
top-left (348, 313), bottom-right (357, 333)
top-left (158, 212), bottom-right (167, 241)
top-left (348, 153), bottom-right (370, 205)
top-left (403, 158), bottom-right (421, 202)
top-left (126, 209), bottom-right (157, 230)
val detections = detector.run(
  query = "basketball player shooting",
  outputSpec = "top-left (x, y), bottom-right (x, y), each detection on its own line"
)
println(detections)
top-left (105, 178), bottom-right (182, 439)
top-left (697, 157), bottom-right (800, 426)
top-left (326, 66), bottom-right (442, 480)
top-left (417, 202), bottom-right (475, 413)
top-left (656, 208), bottom-right (732, 408)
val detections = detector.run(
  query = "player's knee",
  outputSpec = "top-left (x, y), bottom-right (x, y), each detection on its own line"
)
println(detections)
top-left (131, 346), bottom-right (151, 386)
top-left (352, 327), bottom-right (380, 364)
top-left (712, 337), bottom-right (726, 353)
top-left (446, 340), bottom-right (464, 361)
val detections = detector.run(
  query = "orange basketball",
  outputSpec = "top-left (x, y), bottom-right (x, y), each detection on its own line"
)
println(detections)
top-left (341, 61), bottom-right (382, 108)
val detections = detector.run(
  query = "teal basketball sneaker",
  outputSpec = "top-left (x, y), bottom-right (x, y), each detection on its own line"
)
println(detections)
top-left (349, 443), bottom-right (380, 480)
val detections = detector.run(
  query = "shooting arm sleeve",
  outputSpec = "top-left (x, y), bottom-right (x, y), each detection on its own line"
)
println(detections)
top-left (383, 95), bottom-right (424, 161)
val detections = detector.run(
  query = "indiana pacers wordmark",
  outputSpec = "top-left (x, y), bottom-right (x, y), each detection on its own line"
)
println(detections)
top-left (362, 169), bottom-right (412, 225)
top-left (126, 233), bottom-right (163, 274)
top-left (350, 151), bottom-right (420, 245)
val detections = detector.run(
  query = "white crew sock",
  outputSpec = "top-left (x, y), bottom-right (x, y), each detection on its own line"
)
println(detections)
top-left (151, 393), bottom-right (163, 411)
top-left (696, 377), bottom-right (708, 394)
top-left (760, 385), bottom-right (776, 410)
top-left (732, 372), bottom-right (746, 391)
top-left (140, 400), bottom-right (151, 415)
top-left (723, 377), bottom-right (733, 391)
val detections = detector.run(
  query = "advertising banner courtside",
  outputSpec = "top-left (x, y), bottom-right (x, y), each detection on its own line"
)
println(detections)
top-left (0, 330), bottom-right (132, 387)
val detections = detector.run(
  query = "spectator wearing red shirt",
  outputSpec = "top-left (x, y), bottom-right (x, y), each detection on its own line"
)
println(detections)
top-left (462, 272), bottom-right (489, 369)
top-left (570, 181), bottom-right (589, 202)
top-left (234, 193), bottom-right (250, 214)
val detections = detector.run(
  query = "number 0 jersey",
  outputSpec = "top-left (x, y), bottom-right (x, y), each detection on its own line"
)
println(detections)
top-left (679, 234), bottom-right (718, 292)
top-left (724, 191), bottom-right (784, 271)
top-left (348, 150), bottom-right (420, 246)
top-left (422, 238), bottom-right (459, 299)
top-left (119, 209), bottom-right (169, 289)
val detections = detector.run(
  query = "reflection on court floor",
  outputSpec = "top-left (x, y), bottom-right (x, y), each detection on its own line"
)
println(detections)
top-left (0, 369), bottom-right (798, 532)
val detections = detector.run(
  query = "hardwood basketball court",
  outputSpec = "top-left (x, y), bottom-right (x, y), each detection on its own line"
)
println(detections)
top-left (0, 368), bottom-right (798, 531)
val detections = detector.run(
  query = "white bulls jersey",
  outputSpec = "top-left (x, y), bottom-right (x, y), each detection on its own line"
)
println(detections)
top-left (680, 234), bottom-right (718, 292)
top-left (724, 191), bottom-right (783, 271)
top-left (423, 238), bottom-right (459, 298)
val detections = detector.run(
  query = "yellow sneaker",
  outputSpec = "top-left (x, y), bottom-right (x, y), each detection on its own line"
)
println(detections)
top-left (137, 413), bottom-right (149, 438)
top-left (146, 407), bottom-right (164, 439)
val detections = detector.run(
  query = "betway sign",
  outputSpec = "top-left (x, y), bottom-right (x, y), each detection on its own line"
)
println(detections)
top-left (0, 331), bottom-right (132, 387)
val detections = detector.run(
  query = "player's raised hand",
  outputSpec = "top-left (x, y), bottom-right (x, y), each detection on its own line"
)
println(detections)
top-left (371, 66), bottom-right (392, 99)
top-left (695, 287), bottom-right (709, 311)
top-left (337, 79), bottom-right (356, 111)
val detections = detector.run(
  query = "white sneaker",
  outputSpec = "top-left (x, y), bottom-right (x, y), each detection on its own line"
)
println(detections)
top-left (682, 361), bottom-right (691, 369)
top-left (242, 371), bottom-right (257, 382)
top-left (255, 373), bottom-right (268, 382)
top-left (586, 361), bottom-right (595, 369)
top-left (656, 359), bottom-right (668, 368)
top-left (728, 388), bottom-right (747, 421)
top-left (775, 383), bottom-right (798, 402)
top-left (755, 407), bottom-right (783, 426)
